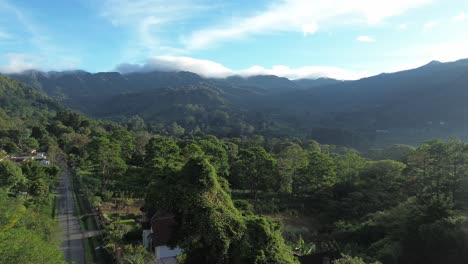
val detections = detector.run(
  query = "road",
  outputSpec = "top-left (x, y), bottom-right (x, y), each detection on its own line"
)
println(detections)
top-left (58, 171), bottom-right (85, 264)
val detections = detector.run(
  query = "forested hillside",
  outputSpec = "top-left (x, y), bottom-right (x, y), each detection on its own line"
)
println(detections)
top-left (2, 73), bottom-right (468, 264)
top-left (9, 58), bottom-right (468, 148)
top-left (0, 75), bottom-right (65, 263)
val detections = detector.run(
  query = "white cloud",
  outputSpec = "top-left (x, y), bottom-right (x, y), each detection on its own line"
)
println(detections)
top-left (453, 12), bottom-right (467, 22)
top-left (422, 20), bottom-right (438, 32)
top-left (100, 0), bottom-right (212, 58)
top-left (418, 40), bottom-right (468, 62)
top-left (116, 56), bottom-right (234, 77)
top-left (356, 35), bottom-right (376, 42)
top-left (302, 23), bottom-right (319, 36)
top-left (388, 37), bottom-right (468, 72)
top-left (0, 53), bottom-right (81, 74)
top-left (399, 23), bottom-right (407, 29)
top-left (0, 53), bottom-right (39, 73)
top-left (100, 0), bottom-right (209, 25)
top-left (116, 56), bottom-right (369, 80)
top-left (237, 65), bottom-right (368, 80)
top-left (185, 0), bottom-right (432, 49)
top-left (97, 0), bottom-right (432, 51)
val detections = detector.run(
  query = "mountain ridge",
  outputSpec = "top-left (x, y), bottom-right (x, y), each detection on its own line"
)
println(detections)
top-left (6, 58), bottom-right (468, 146)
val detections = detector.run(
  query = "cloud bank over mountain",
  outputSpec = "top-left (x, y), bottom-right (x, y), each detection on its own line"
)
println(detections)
top-left (116, 56), bottom-right (368, 80)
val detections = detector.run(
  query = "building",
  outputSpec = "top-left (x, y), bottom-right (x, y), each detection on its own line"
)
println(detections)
top-left (143, 211), bottom-right (182, 264)
top-left (8, 151), bottom-right (50, 166)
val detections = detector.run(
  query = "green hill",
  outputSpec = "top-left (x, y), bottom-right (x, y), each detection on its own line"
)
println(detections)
top-left (0, 74), bottom-right (59, 130)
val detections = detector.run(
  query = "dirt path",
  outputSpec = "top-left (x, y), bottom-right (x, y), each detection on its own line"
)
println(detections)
top-left (58, 171), bottom-right (85, 264)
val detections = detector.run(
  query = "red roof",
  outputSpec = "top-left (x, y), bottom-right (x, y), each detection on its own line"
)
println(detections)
top-left (151, 211), bottom-right (176, 247)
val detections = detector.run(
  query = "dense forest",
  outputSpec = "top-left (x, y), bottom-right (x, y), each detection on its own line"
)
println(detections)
top-left (9, 58), bottom-right (468, 148)
top-left (2, 68), bottom-right (468, 264)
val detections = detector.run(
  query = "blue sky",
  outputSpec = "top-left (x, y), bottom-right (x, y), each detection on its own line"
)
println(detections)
top-left (0, 0), bottom-right (468, 79)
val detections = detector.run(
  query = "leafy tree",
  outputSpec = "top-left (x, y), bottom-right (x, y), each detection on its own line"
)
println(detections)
top-left (294, 151), bottom-right (336, 194)
top-left (103, 220), bottom-right (130, 258)
top-left (147, 157), bottom-right (245, 263)
top-left (123, 245), bottom-right (155, 264)
top-left (277, 144), bottom-right (308, 193)
top-left (22, 161), bottom-right (47, 181)
top-left (170, 122), bottom-right (185, 136)
top-left (181, 143), bottom-right (204, 159)
top-left (334, 255), bottom-right (368, 264)
top-left (381, 144), bottom-right (416, 162)
top-left (89, 136), bottom-right (127, 194)
top-left (337, 195), bottom-right (468, 264)
top-left (407, 139), bottom-right (468, 199)
top-left (146, 157), bottom-right (297, 264)
top-left (29, 178), bottom-right (49, 204)
top-left (0, 192), bottom-right (26, 232)
top-left (110, 128), bottom-right (136, 161)
top-left (197, 137), bottom-right (230, 178)
top-left (31, 126), bottom-right (47, 140)
top-left (238, 215), bottom-right (299, 264)
top-left (145, 136), bottom-right (181, 179)
top-left (234, 146), bottom-right (277, 200)
top-left (126, 115), bottom-right (146, 131)
top-left (335, 159), bottom-right (406, 218)
top-left (304, 140), bottom-right (321, 152)
top-left (334, 150), bottom-right (366, 184)
top-left (0, 228), bottom-right (66, 264)
top-left (0, 160), bottom-right (27, 192)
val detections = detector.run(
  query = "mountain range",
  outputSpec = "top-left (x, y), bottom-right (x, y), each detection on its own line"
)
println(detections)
top-left (6, 58), bottom-right (468, 148)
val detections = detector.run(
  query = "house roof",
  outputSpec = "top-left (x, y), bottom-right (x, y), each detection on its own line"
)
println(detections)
top-left (151, 211), bottom-right (176, 247)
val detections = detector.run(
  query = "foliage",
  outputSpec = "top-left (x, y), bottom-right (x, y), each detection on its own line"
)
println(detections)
top-left (294, 151), bottom-right (336, 194)
top-left (123, 245), bottom-right (155, 264)
top-left (237, 215), bottom-right (299, 264)
top-left (146, 157), bottom-right (298, 263)
top-left (293, 236), bottom-right (316, 256)
top-left (333, 255), bottom-right (369, 264)
top-left (233, 146), bottom-right (278, 200)
top-left (0, 160), bottom-right (27, 193)
top-left (0, 228), bottom-right (66, 264)
top-left (4, 73), bottom-right (468, 264)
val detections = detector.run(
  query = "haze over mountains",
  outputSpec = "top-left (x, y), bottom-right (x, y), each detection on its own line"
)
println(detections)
top-left (6, 58), bottom-right (468, 148)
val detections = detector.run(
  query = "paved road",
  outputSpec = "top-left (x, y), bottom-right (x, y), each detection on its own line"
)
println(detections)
top-left (58, 172), bottom-right (85, 264)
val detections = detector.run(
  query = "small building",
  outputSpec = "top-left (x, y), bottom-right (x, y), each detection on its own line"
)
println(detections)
top-left (36, 152), bottom-right (46, 157)
top-left (10, 156), bottom-right (30, 163)
top-left (143, 211), bottom-right (182, 264)
top-left (39, 159), bottom-right (50, 166)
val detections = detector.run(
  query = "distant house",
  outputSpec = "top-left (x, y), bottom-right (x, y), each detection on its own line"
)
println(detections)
top-left (143, 211), bottom-right (182, 264)
top-left (8, 151), bottom-right (49, 166)
top-left (10, 156), bottom-right (30, 163)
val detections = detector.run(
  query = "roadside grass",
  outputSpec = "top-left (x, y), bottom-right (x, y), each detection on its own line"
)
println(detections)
top-left (51, 194), bottom-right (58, 219)
top-left (72, 182), bottom-right (93, 264)
top-left (72, 177), bottom-right (110, 264)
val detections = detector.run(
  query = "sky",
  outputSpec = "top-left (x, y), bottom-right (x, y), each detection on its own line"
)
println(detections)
top-left (0, 0), bottom-right (468, 80)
